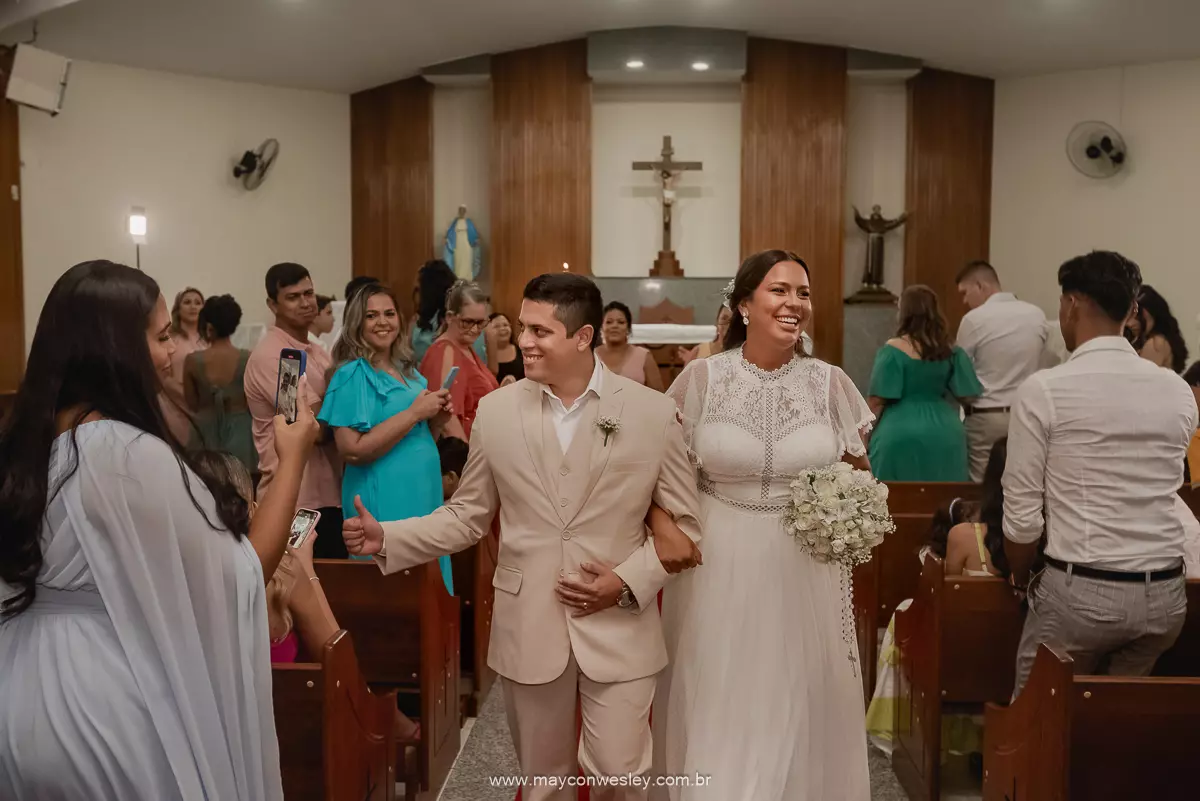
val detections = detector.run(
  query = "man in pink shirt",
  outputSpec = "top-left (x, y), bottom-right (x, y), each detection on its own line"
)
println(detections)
top-left (245, 262), bottom-right (346, 558)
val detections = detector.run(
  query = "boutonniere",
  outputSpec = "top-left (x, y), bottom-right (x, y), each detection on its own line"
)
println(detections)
top-left (596, 416), bottom-right (622, 447)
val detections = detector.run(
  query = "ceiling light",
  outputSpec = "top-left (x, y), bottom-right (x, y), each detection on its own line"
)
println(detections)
top-left (691, 61), bottom-right (710, 72)
top-left (625, 59), bottom-right (645, 70)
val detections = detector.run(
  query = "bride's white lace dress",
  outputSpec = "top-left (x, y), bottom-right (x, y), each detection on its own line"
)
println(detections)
top-left (651, 348), bottom-right (874, 801)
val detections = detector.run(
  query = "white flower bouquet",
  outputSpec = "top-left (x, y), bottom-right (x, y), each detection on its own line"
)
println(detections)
top-left (783, 462), bottom-right (894, 568)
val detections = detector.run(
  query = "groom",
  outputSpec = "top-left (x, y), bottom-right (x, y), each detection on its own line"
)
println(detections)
top-left (344, 273), bottom-right (702, 800)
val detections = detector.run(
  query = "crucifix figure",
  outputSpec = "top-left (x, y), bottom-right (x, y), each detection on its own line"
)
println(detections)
top-left (633, 136), bottom-right (702, 276)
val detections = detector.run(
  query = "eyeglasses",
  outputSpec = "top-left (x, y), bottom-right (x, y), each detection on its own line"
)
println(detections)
top-left (457, 317), bottom-right (488, 331)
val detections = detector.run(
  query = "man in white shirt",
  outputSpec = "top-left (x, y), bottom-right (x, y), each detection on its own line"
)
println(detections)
top-left (955, 261), bottom-right (1052, 481)
top-left (1004, 251), bottom-right (1198, 696)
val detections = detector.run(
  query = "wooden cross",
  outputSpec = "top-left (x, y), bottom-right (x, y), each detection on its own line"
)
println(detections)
top-left (632, 135), bottom-right (703, 254)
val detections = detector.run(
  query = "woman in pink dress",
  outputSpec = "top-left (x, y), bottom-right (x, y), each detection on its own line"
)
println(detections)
top-left (596, 301), bottom-right (665, 390)
top-left (419, 280), bottom-right (499, 440)
top-left (162, 287), bottom-right (205, 442)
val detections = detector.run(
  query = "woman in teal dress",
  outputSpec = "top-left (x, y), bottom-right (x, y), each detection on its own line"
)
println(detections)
top-left (319, 282), bottom-right (455, 593)
top-left (867, 285), bottom-right (983, 481)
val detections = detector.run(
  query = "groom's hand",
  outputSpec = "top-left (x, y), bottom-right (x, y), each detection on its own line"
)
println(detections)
top-left (344, 495), bottom-right (385, 556)
top-left (556, 562), bottom-right (622, 618)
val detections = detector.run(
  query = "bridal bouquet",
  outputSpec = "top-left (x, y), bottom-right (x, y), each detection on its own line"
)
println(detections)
top-left (783, 462), bottom-right (893, 568)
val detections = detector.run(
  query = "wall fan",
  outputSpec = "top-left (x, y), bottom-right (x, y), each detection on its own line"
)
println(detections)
top-left (1066, 122), bottom-right (1127, 179)
top-left (233, 138), bottom-right (280, 190)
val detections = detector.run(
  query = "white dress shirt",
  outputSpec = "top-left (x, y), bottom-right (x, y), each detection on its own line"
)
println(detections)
top-left (956, 292), bottom-right (1050, 409)
top-left (538, 356), bottom-right (604, 452)
top-left (1003, 336), bottom-right (1199, 570)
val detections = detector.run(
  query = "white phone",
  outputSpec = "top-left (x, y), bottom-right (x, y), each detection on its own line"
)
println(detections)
top-left (288, 508), bottom-right (321, 549)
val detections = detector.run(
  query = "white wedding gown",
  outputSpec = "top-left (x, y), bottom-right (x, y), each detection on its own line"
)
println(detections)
top-left (652, 349), bottom-right (873, 801)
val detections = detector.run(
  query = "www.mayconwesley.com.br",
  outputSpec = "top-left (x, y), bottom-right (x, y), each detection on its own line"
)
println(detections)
top-left (488, 773), bottom-right (711, 789)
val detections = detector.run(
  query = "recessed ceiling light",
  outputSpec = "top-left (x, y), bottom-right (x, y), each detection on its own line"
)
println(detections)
top-left (691, 61), bottom-right (710, 72)
top-left (626, 59), bottom-right (645, 70)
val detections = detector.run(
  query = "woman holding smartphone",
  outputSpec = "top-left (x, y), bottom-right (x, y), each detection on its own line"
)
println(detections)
top-left (319, 283), bottom-right (455, 594)
top-left (420, 280), bottom-right (499, 439)
top-left (0, 260), bottom-right (318, 801)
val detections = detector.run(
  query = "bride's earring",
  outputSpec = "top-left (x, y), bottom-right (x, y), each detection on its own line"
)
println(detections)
top-left (742, 312), bottom-right (750, 326)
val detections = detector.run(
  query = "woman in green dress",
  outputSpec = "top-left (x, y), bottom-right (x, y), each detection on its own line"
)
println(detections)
top-left (867, 285), bottom-right (983, 481)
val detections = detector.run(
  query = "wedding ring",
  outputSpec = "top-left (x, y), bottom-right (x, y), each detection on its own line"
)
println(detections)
top-left (583, 602), bottom-right (589, 609)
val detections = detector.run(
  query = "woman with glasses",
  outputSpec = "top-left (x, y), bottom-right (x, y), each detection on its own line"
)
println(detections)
top-left (420, 280), bottom-right (500, 440)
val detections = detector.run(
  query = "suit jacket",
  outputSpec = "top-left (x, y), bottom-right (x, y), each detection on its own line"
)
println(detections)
top-left (375, 366), bottom-right (702, 685)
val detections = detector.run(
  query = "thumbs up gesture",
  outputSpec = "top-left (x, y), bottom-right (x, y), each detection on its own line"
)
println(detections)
top-left (343, 495), bottom-right (385, 556)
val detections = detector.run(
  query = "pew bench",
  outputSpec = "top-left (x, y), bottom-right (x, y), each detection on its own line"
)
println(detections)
top-left (854, 482), bottom-right (980, 697)
top-left (1152, 578), bottom-right (1200, 676)
top-left (450, 526), bottom-right (498, 718)
top-left (892, 554), bottom-right (1023, 801)
top-left (273, 630), bottom-right (397, 801)
top-left (983, 643), bottom-right (1200, 801)
top-left (314, 559), bottom-right (461, 800)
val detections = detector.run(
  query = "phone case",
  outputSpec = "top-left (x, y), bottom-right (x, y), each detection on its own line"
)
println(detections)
top-left (275, 349), bottom-right (308, 421)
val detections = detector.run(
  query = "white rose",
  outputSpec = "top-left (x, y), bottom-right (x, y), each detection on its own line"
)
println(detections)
top-left (832, 539), bottom-right (847, 554)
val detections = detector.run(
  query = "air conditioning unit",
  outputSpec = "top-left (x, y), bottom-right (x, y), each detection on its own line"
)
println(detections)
top-left (5, 43), bottom-right (71, 115)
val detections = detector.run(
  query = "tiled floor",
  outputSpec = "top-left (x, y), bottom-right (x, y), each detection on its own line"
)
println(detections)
top-left (433, 686), bottom-right (981, 800)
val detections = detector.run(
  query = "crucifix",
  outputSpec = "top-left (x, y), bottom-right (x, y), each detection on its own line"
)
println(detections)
top-left (633, 135), bottom-right (702, 277)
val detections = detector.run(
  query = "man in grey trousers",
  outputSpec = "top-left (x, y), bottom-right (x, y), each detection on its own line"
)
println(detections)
top-left (1004, 250), bottom-right (1197, 696)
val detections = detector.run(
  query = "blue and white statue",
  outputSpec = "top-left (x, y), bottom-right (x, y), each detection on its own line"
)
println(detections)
top-left (443, 205), bottom-right (482, 280)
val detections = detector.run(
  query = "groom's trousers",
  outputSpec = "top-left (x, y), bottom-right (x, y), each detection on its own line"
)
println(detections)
top-left (502, 650), bottom-right (656, 801)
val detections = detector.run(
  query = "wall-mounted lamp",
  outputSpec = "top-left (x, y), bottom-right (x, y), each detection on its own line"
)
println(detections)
top-left (129, 206), bottom-right (146, 269)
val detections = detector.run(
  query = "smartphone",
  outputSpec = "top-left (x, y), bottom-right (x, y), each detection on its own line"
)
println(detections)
top-left (275, 348), bottom-right (307, 424)
top-left (441, 365), bottom-right (460, 391)
top-left (288, 508), bottom-right (321, 549)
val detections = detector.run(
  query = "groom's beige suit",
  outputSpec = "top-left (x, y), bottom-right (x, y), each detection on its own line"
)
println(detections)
top-left (373, 361), bottom-right (701, 800)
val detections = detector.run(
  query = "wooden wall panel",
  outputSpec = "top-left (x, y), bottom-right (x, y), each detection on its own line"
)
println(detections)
top-left (0, 47), bottom-right (24, 396)
top-left (490, 40), bottom-right (591, 323)
top-left (350, 77), bottom-right (433, 316)
top-left (741, 39), bottom-right (847, 364)
top-left (904, 69), bottom-right (994, 333)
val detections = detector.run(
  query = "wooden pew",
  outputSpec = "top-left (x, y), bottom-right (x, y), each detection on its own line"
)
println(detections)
top-left (450, 526), bottom-right (498, 718)
top-left (314, 559), bottom-right (461, 800)
top-left (1180, 484), bottom-right (1200, 520)
top-left (273, 630), bottom-right (397, 801)
top-left (892, 554), bottom-right (1024, 801)
top-left (983, 643), bottom-right (1200, 801)
top-left (854, 481), bottom-right (979, 697)
top-left (1152, 579), bottom-right (1200, 676)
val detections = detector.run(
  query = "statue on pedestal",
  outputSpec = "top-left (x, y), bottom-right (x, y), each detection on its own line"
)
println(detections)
top-left (847, 205), bottom-right (907, 304)
top-left (443, 205), bottom-right (481, 280)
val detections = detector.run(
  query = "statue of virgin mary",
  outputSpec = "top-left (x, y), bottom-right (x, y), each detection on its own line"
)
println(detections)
top-left (443, 205), bottom-right (482, 280)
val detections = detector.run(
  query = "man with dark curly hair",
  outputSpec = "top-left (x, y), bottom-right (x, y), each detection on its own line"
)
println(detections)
top-left (1004, 250), bottom-right (1198, 696)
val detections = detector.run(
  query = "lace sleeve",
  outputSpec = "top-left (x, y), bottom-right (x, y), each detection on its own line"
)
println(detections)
top-left (828, 365), bottom-right (874, 459)
top-left (666, 358), bottom-right (708, 469)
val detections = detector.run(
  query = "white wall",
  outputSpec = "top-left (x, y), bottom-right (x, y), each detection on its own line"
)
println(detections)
top-left (432, 85), bottom-right (491, 277)
top-left (19, 60), bottom-right (351, 344)
top-left (843, 79), bottom-right (908, 299)
top-left (591, 84), bottom-right (741, 278)
top-left (992, 59), bottom-right (1200, 352)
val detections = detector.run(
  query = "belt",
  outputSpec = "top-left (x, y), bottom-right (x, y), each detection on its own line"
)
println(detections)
top-left (1045, 556), bottom-right (1183, 583)
top-left (965, 406), bottom-right (1010, 416)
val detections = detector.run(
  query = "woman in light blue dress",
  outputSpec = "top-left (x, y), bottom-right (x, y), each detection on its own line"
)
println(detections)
top-left (0, 260), bottom-right (319, 800)
top-left (321, 282), bottom-right (455, 594)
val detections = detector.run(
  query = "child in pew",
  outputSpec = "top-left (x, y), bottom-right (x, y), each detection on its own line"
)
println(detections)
top-left (866, 439), bottom-right (1014, 757)
top-left (437, 436), bottom-right (469, 501)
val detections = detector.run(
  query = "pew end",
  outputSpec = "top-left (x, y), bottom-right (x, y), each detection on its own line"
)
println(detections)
top-left (893, 554), bottom-right (1023, 801)
top-left (984, 643), bottom-right (1200, 801)
top-left (273, 630), bottom-right (397, 801)
top-left (314, 559), bottom-right (461, 799)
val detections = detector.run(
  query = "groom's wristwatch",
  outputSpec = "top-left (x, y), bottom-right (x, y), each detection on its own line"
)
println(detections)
top-left (617, 581), bottom-right (637, 609)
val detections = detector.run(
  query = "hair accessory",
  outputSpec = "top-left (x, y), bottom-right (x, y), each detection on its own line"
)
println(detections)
top-left (721, 278), bottom-right (736, 309)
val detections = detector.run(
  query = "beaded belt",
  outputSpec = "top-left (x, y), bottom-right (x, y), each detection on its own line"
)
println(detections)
top-left (698, 480), bottom-right (789, 515)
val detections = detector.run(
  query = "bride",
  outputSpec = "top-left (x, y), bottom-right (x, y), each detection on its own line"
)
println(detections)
top-left (651, 250), bottom-right (873, 800)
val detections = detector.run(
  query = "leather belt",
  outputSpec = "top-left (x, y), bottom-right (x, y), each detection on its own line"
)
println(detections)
top-left (964, 406), bottom-right (1011, 417)
top-left (1045, 556), bottom-right (1183, 583)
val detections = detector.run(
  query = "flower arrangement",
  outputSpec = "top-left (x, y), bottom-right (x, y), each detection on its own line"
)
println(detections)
top-left (596, 416), bottom-right (621, 446)
top-left (783, 462), bottom-right (893, 567)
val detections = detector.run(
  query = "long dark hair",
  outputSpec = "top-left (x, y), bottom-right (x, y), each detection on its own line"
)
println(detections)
top-left (415, 260), bottom-right (458, 333)
top-left (1135, 285), bottom-right (1188, 373)
top-left (723, 249), bottom-right (811, 352)
top-left (0, 261), bottom-right (249, 620)
top-left (980, 437), bottom-right (1010, 577)
top-left (926, 496), bottom-right (974, 560)
top-left (897, 285), bottom-right (953, 361)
